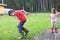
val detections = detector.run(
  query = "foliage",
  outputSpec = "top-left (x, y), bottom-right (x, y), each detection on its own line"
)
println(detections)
top-left (1, 0), bottom-right (60, 12)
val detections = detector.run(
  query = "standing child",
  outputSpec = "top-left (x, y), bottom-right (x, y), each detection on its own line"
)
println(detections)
top-left (50, 8), bottom-right (59, 33)
top-left (8, 10), bottom-right (29, 39)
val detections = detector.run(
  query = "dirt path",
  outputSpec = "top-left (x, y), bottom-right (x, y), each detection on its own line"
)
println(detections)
top-left (33, 29), bottom-right (60, 40)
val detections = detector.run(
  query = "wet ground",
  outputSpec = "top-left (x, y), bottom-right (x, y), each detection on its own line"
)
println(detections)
top-left (33, 29), bottom-right (60, 40)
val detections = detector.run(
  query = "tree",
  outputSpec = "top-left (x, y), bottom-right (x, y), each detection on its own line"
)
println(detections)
top-left (53, 0), bottom-right (60, 11)
top-left (3, 0), bottom-right (60, 12)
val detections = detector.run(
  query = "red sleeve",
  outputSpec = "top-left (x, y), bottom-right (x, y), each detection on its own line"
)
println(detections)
top-left (14, 11), bottom-right (19, 16)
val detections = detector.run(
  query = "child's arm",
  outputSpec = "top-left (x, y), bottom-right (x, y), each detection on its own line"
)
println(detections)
top-left (56, 12), bottom-right (59, 15)
top-left (26, 12), bottom-right (31, 16)
top-left (21, 10), bottom-right (31, 16)
top-left (56, 10), bottom-right (59, 15)
top-left (24, 11), bottom-right (31, 16)
top-left (13, 15), bottom-right (17, 19)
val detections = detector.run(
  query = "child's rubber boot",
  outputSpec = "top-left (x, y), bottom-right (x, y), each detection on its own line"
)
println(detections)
top-left (25, 30), bottom-right (29, 36)
top-left (55, 28), bottom-right (58, 33)
top-left (51, 28), bottom-right (54, 33)
top-left (22, 27), bottom-right (29, 36)
top-left (18, 32), bottom-right (24, 39)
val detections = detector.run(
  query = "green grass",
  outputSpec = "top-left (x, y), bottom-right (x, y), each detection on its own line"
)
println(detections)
top-left (57, 14), bottom-right (60, 28)
top-left (0, 13), bottom-right (60, 40)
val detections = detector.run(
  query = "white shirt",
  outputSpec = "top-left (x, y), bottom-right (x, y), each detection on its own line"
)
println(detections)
top-left (50, 13), bottom-right (57, 21)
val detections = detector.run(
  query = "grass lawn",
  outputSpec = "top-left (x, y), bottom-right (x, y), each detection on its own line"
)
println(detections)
top-left (0, 13), bottom-right (60, 40)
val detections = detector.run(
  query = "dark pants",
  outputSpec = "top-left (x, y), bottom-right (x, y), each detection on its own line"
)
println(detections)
top-left (18, 20), bottom-right (26, 33)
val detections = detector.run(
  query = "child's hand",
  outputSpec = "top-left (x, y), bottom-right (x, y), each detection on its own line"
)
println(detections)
top-left (56, 13), bottom-right (59, 15)
top-left (21, 10), bottom-right (31, 16)
top-left (25, 12), bottom-right (31, 16)
top-left (13, 16), bottom-right (17, 19)
top-left (26, 13), bottom-right (31, 16)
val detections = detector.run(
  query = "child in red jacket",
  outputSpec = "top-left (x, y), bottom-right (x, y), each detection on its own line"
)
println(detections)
top-left (8, 10), bottom-right (29, 39)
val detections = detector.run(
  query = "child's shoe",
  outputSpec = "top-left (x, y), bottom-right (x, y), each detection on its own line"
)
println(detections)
top-left (55, 28), bottom-right (58, 33)
top-left (19, 32), bottom-right (24, 39)
top-left (25, 30), bottom-right (29, 36)
top-left (22, 27), bottom-right (29, 36)
top-left (51, 28), bottom-right (54, 33)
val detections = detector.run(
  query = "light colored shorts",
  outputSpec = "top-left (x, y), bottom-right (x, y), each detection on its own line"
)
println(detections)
top-left (51, 21), bottom-right (56, 27)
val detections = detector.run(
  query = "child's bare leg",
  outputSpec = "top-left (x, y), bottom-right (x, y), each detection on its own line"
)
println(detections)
top-left (51, 26), bottom-right (54, 33)
top-left (55, 27), bottom-right (58, 33)
top-left (53, 21), bottom-right (58, 33)
top-left (51, 21), bottom-right (55, 33)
